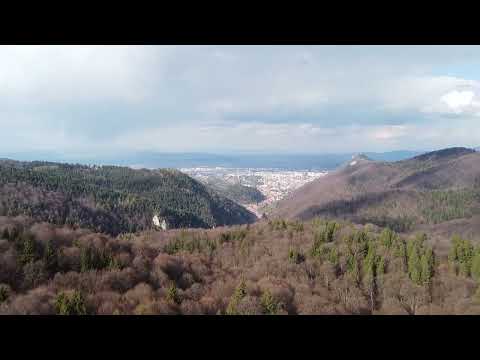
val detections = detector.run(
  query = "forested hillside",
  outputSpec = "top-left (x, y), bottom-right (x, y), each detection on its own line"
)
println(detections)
top-left (1, 215), bottom-right (480, 314)
top-left (0, 160), bottom-right (256, 235)
top-left (273, 148), bottom-right (480, 232)
top-left (200, 177), bottom-right (266, 205)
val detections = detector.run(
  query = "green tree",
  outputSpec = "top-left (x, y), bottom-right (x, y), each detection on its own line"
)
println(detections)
top-left (420, 248), bottom-right (434, 285)
top-left (260, 290), bottom-right (278, 315)
top-left (449, 236), bottom-right (474, 276)
top-left (0, 285), bottom-right (9, 303)
top-left (408, 245), bottom-right (422, 285)
top-left (288, 248), bottom-right (305, 264)
top-left (43, 240), bottom-right (58, 274)
top-left (471, 251), bottom-right (480, 281)
top-left (166, 283), bottom-right (180, 305)
top-left (20, 234), bottom-right (36, 265)
top-left (226, 279), bottom-right (247, 315)
top-left (55, 291), bottom-right (88, 315)
top-left (379, 227), bottom-right (395, 249)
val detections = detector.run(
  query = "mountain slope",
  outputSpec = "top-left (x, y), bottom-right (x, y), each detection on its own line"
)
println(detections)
top-left (200, 177), bottom-right (266, 205)
top-left (0, 160), bottom-right (256, 235)
top-left (272, 147), bottom-right (480, 232)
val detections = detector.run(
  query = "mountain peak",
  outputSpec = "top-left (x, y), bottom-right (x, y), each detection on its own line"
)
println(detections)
top-left (351, 153), bottom-right (371, 161)
top-left (347, 153), bottom-right (372, 167)
top-left (412, 147), bottom-right (475, 162)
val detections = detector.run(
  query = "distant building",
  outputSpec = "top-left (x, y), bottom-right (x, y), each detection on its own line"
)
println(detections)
top-left (152, 215), bottom-right (168, 230)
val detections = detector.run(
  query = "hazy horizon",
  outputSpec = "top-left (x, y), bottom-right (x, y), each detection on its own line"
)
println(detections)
top-left (1, 148), bottom-right (429, 170)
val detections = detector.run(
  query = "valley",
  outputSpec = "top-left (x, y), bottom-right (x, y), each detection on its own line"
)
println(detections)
top-left (181, 167), bottom-right (327, 217)
top-left (2, 147), bottom-right (480, 315)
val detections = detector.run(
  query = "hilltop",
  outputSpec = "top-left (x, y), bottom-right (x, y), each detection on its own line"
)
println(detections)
top-left (0, 159), bottom-right (256, 235)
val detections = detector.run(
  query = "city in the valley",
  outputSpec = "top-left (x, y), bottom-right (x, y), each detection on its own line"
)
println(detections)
top-left (180, 167), bottom-right (328, 217)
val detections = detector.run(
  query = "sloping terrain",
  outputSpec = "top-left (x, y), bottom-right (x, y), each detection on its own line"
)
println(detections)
top-left (273, 148), bottom-right (480, 232)
top-left (1, 215), bottom-right (480, 315)
top-left (0, 160), bottom-right (256, 235)
top-left (199, 177), bottom-right (266, 205)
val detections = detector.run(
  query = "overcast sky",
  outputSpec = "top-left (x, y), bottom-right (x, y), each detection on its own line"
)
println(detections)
top-left (1, 45), bottom-right (480, 156)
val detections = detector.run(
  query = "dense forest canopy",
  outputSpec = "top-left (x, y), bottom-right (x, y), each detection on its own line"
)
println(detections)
top-left (199, 177), bottom-right (266, 205)
top-left (0, 160), bottom-right (256, 235)
top-left (1, 215), bottom-right (480, 315)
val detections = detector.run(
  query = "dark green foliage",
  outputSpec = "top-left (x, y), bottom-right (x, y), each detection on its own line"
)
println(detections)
top-left (379, 228), bottom-right (396, 249)
top-left (328, 247), bottom-right (340, 267)
top-left (420, 248), bottom-right (435, 285)
top-left (80, 246), bottom-right (115, 272)
top-left (166, 283), bottom-right (181, 305)
top-left (363, 241), bottom-right (379, 280)
top-left (471, 251), bottom-right (480, 281)
top-left (260, 290), bottom-right (279, 315)
top-left (55, 291), bottom-right (88, 315)
top-left (408, 245), bottom-right (422, 284)
top-left (164, 231), bottom-right (215, 255)
top-left (421, 189), bottom-right (480, 224)
top-left (289, 221), bottom-right (304, 233)
top-left (218, 228), bottom-right (248, 244)
top-left (448, 235), bottom-right (475, 276)
top-left (377, 256), bottom-right (386, 277)
top-left (19, 234), bottom-right (37, 266)
top-left (268, 219), bottom-right (288, 231)
top-left (288, 248), bottom-right (305, 264)
top-left (447, 235), bottom-right (480, 281)
top-left (405, 233), bottom-right (434, 285)
top-left (226, 279), bottom-right (247, 315)
top-left (0, 285), bottom-right (9, 303)
top-left (0, 160), bottom-right (256, 235)
top-left (393, 236), bottom-right (408, 271)
top-left (310, 221), bottom-right (338, 259)
top-left (205, 180), bottom-right (266, 204)
top-left (43, 240), bottom-right (58, 274)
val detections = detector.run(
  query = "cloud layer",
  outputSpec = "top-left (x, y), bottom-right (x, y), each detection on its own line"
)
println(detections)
top-left (1, 45), bottom-right (480, 155)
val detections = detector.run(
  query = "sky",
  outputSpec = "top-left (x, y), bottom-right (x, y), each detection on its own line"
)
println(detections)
top-left (1, 45), bottom-right (480, 157)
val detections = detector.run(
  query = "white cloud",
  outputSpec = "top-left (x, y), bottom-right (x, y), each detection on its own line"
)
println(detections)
top-left (441, 90), bottom-right (475, 112)
top-left (1, 45), bottom-right (480, 155)
top-left (0, 45), bottom-right (173, 106)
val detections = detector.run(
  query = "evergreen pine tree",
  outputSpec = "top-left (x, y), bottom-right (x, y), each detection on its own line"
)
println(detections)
top-left (226, 279), bottom-right (247, 315)
top-left (43, 240), bottom-right (58, 274)
top-left (166, 283), bottom-right (180, 305)
top-left (0, 285), bottom-right (9, 303)
top-left (420, 248), bottom-right (434, 286)
top-left (261, 290), bottom-right (278, 315)
top-left (471, 251), bottom-right (480, 282)
top-left (20, 235), bottom-right (36, 265)
top-left (408, 245), bottom-right (422, 285)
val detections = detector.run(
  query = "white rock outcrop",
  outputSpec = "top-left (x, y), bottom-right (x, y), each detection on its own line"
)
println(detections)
top-left (153, 215), bottom-right (168, 230)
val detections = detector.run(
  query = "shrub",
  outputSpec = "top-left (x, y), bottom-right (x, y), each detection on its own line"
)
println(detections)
top-left (288, 248), bottom-right (305, 264)
top-left (226, 279), bottom-right (247, 315)
top-left (55, 290), bottom-right (88, 315)
top-left (260, 290), bottom-right (278, 315)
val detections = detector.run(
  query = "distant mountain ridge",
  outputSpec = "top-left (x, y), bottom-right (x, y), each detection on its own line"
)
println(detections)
top-left (0, 159), bottom-right (256, 235)
top-left (1, 150), bottom-right (424, 171)
top-left (272, 147), bottom-right (480, 233)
